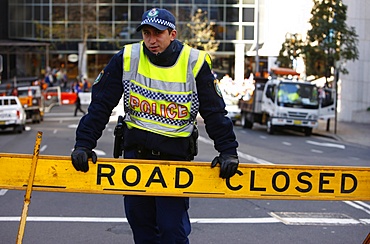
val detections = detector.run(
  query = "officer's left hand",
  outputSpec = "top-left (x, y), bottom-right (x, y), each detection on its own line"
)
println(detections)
top-left (211, 154), bottom-right (239, 179)
top-left (71, 147), bottom-right (97, 172)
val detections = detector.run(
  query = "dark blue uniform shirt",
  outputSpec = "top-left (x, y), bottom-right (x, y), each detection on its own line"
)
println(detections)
top-left (75, 40), bottom-right (238, 158)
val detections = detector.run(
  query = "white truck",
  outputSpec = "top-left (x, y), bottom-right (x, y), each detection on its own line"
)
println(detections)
top-left (239, 77), bottom-right (321, 136)
top-left (0, 96), bottom-right (26, 133)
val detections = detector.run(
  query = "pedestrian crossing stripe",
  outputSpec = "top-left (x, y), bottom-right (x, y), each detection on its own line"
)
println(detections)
top-left (1, 153), bottom-right (370, 201)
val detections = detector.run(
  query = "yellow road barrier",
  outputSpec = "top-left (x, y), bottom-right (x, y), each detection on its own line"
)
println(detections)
top-left (1, 151), bottom-right (370, 201)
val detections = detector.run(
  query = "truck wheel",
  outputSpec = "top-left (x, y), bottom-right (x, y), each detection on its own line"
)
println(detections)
top-left (32, 113), bottom-right (41, 123)
top-left (304, 127), bottom-right (312, 136)
top-left (267, 119), bottom-right (274, 135)
top-left (14, 125), bottom-right (23, 134)
top-left (241, 112), bottom-right (253, 129)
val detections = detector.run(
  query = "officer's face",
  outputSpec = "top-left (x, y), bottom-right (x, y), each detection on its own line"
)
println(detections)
top-left (142, 26), bottom-right (177, 55)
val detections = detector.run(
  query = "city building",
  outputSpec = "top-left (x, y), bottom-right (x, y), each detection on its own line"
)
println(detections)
top-left (0, 0), bottom-right (368, 123)
top-left (1, 0), bottom-right (263, 83)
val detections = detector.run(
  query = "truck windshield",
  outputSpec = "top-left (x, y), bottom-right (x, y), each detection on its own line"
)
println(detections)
top-left (277, 83), bottom-right (318, 109)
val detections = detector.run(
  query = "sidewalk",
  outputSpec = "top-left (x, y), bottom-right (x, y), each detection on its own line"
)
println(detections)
top-left (313, 118), bottom-right (370, 147)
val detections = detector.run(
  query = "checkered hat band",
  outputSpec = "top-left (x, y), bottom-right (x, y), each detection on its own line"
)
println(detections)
top-left (141, 18), bottom-right (176, 30)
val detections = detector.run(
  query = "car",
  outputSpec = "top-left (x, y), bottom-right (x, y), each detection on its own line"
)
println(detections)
top-left (0, 96), bottom-right (26, 133)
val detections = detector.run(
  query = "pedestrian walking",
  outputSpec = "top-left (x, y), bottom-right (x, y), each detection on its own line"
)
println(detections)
top-left (74, 93), bottom-right (85, 116)
top-left (71, 8), bottom-right (239, 243)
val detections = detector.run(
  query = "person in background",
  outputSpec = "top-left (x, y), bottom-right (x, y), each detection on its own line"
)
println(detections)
top-left (71, 8), bottom-right (239, 243)
top-left (74, 92), bottom-right (85, 116)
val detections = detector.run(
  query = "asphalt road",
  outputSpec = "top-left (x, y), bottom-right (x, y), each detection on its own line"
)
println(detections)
top-left (0, 104), bottom-right (369, 243)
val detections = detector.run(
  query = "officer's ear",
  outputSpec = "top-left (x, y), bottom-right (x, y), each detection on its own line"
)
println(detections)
top-left (169, 28), bottom-right (177, 41)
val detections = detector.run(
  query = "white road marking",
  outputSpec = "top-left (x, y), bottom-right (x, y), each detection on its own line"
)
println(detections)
top-left (306, 140), bottom-right (345, 149)
top-left (40, 145), bottom-right (48, 152)
top-left (282, 142), bottom-right (291, 146)
top-left (270, 212), bottom-right (360, 225)
top-left (238, 151), bottom-right (274, 165)
top-left (343, 201), bottom-right (370, 215)
top-left (0, 189), bottom-right (8, 195)
top-left (360, 219), bottom-right (370, 224)
top-left (275, 217), bottom-right (360, 225)
top-left (311, 149), bottom-right (323, 153)
top-left (0, 216), bottom-right (365, 225)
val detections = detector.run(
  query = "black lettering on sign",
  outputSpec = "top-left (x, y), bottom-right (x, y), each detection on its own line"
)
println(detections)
top-left (319, 173), bottom-right (335, 193)
top-left (97, 164), bottom-right (115, 185)
top-left (250, 170), bottom-right (266, 192)
top-left (122, 165), bottom-right (141, 187)
top-left (341, 173), bottom-right (357, 193)
top-left (296, 172), bottom-right (313, 193)
top-left (175, 168), bottom-right (193, 189)
top-left (226, 170), bottom-right (243, 191)
top-left (145, 166), bottom-right (167, 188)
top-left (272, 171), bottom-right (289, 192)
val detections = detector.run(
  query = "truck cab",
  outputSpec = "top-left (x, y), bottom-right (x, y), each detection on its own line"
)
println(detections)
top-left (262, 79), bottom-right (319, 136)
top-left (239, 74), bottom-right (320, 136)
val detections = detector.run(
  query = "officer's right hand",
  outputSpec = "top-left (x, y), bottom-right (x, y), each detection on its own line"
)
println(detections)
top-left (71, 147), bottom-right (97, 172)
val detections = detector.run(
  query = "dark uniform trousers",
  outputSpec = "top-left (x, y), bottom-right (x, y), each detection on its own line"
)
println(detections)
top-left (124, 148), bottom-right (191, 244)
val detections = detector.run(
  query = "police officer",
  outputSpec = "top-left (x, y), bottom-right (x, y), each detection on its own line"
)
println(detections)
top-left (71, 8), bottom-right (239, 244)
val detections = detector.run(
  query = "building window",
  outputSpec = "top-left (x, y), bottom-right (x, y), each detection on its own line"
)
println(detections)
top-left (242, 7), bottom-right (254, 22)
top-left (226, 7), bottom-right (239, 22)
top-left (243, 25), bottom-right (254, 40)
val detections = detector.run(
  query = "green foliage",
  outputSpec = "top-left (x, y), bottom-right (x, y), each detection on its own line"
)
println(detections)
top-left (305, 0), bottom-right (359, 76)
top-left (276, 0), bottom-right (359, 78)
top-left (276, 34), bottom-right (304, 69)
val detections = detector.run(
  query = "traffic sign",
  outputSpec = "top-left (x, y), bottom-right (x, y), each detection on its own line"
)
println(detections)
top-left (0, 153), bottom-right (369, 201)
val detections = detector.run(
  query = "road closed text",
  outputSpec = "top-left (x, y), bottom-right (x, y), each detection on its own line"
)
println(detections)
top-left (96, 163), bottom-right (360, 198)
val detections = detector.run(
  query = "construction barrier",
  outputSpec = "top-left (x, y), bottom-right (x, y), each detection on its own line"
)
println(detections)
top-left (1, 149), bottom-right (370, 201)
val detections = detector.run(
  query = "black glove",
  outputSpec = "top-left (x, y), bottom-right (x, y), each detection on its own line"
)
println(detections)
top-left (71, 147), bottom-right (97, 172)
top-left (211, 154), bottom-right (239, 179)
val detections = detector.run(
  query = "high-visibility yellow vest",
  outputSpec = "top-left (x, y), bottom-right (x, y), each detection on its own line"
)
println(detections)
top-left (122, 42), bottom-right (210, 138)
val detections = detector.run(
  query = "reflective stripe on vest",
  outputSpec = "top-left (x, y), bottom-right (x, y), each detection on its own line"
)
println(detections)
top-left (122, 42), bottom-right (207, 138)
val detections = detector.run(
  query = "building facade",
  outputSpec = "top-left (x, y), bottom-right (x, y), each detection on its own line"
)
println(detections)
top-left (5, 0), bottom-right (261, 81)
top-left (340, 0), bottom-right (370, 122)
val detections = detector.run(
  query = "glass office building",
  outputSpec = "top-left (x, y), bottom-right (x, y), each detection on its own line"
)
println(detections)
top-left (6, 0), bottom-right (263, 81)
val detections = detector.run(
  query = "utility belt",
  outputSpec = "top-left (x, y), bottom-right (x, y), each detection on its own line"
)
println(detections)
top-left (113, 115), bottom-right (198, 160)
top-left (134, 146), bottom-right (173, 159)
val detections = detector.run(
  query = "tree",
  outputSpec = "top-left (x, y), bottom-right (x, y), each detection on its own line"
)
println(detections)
top-left (276, 33), bottom-right (304, 70)
top-left (305, 0), bottom-right (359, 78)
top-left (183, 9), bottom-right (219, 59)
top-left (36, 0), bottom-right (115, 78)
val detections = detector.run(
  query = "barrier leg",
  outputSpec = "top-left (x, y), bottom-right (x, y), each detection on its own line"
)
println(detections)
top-left (363, 232), bottom-right (370, 244)
top-left (16, 131), bottom-right (43, 244)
